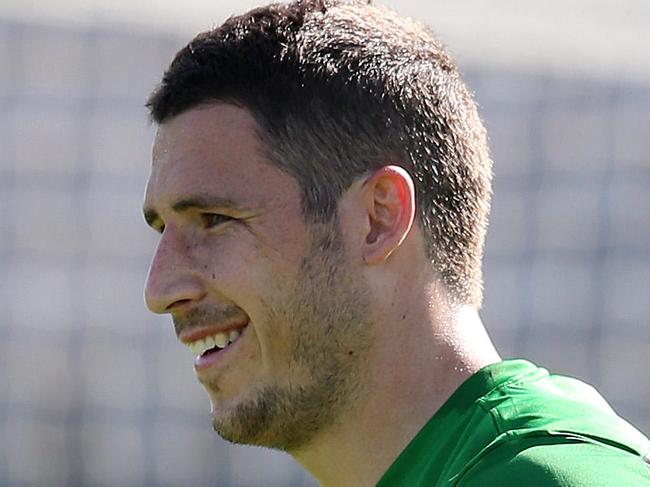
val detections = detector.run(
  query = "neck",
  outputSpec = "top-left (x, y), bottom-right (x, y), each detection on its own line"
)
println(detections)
top-left (289, 295), bottom-right (501, 487)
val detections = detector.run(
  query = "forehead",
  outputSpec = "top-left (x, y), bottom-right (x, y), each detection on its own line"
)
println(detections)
top-left (146, 103), bottom-right (294, 211)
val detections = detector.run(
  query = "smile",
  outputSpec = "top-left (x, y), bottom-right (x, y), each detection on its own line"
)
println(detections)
top-left (186, 328), bottom-right (242, 356)
top-left (185, 323), bottom-right (248, 357)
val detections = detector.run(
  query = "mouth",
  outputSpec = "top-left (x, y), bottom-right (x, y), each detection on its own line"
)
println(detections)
top-left (183, 322), bottom-right (250, 369)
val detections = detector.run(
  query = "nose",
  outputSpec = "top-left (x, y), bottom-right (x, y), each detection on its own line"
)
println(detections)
top-left (144, 227), bottom-right (205, 314)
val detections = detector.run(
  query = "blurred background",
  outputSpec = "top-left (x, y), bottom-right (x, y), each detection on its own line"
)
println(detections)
top-left (1, 1), bottom-right (648, 485)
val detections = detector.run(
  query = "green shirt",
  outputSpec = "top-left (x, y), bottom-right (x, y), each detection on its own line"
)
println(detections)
top-left (377, 359), bottom-right (650, 486)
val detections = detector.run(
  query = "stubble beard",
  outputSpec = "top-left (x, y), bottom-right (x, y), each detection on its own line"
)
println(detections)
top-left (211, 222), bottom-right (374, 452)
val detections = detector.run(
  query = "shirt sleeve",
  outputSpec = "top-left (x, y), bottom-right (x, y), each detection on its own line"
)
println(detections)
top-left (455, 437), bottom-right (650, 487)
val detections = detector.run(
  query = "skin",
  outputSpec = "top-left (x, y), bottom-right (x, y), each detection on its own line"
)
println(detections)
top-left (144, 103), bottom-right (501, 487)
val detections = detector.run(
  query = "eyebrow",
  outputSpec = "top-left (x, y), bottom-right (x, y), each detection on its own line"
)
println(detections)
top-left (143, 195), bottom-right (250, 228)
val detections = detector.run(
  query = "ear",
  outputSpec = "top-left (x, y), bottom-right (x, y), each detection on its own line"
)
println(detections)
top-left (362, 165), bottom-right (416, 265)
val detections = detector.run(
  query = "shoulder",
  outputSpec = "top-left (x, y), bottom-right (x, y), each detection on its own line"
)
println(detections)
top-left (455, 435), bottom-right (650, 487)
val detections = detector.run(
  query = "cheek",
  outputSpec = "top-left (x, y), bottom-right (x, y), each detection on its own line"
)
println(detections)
top-left (198, 231), bottom-right (272, 308)
top-left (204, 246), bottom-right (242, 281)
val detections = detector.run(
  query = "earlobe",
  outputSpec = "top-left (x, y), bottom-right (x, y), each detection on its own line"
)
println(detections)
top-left (362, 165), bottom-right (416, 265)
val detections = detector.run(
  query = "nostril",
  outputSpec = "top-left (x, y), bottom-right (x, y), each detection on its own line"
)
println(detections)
top-left (166, 299), bottom-right (193, 311)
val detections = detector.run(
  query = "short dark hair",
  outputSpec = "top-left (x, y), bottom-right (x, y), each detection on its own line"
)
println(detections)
top-left (146, 0), bottom-right (492, 308)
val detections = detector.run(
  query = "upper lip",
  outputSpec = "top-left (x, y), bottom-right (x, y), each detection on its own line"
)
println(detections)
top-left (178, 320), bottom-right (249, 344)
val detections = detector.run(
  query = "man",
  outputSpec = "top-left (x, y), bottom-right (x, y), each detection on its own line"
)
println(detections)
top-left (142, 0), bottom-right (650, 485)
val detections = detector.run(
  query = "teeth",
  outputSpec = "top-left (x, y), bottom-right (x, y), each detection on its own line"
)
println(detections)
top-left (185, 325), bottom-right (246, 356)
top-left (229, 330), bottom-right (240, 343)
top-left (214, 332), bottom-right (228, 349)
top-left (189, 339), bottom-right (205, 356)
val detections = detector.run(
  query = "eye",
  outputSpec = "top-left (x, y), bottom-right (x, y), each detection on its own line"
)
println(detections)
top-left (201, 213), bottom-right (233, 229)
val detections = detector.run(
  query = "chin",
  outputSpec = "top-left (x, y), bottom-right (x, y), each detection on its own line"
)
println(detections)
top-left (211, 413), bottom-right (243, 444)
top-left (210, 408), bottom-right (273, 448)
top-left (208, 394), bottom-right (266, 445)
top-left (208, 386), bottom-right (320, 452)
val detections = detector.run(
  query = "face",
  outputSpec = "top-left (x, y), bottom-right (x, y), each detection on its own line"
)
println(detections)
top-left (144, 104), bottom-right (373, 451)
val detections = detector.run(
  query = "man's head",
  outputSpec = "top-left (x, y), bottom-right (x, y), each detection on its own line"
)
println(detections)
top-left (146, 0), bottom-right (492, 308)
top-left (143, 0), bottom-right (492, 454)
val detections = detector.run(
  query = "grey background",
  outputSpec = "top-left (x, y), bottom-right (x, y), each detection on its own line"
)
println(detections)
top-left (1, 4), bottom-right (649, 486)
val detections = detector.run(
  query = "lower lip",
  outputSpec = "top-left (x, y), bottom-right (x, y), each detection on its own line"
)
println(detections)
top-left (193, 323), bottom-right (249, 371)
